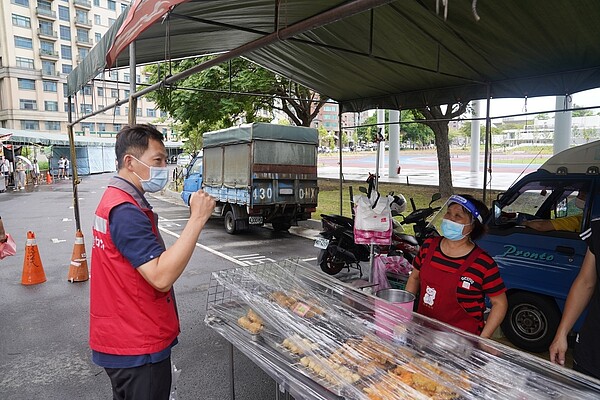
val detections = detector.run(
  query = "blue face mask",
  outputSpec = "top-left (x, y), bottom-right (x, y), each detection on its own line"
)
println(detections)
top-left (441, 218), bottom-right (469, 241)
top-left (131, 156), bottom-right (169, 193)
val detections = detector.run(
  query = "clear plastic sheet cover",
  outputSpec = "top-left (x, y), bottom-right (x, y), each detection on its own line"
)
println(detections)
top-left (205, 260), bottom-right (600, 400)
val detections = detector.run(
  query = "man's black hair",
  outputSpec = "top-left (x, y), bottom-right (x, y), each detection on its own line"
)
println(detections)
top-left (115, 124), bottom-right (164, 169)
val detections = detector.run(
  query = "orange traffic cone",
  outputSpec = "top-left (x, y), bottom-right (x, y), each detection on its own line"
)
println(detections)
top-left (67, 230), bottom-right (89, 283)
top-left (21, 231), bottom-right (47, 285)
top-left (46, 171), bottom-right (53, 184)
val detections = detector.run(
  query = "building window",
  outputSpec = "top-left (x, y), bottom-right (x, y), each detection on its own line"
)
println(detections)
top-left (123, 73), bottom-right (130, 82)
top-left (45, 101), bottom-right (59, 111)
top-left (136, 75), bottom-right (141, 83)
top-left (113, 123), bottom-right (122, 131)
top-left (121, 3), bottom-right (127, 12)
top-left (39, 20), bottom-right (53, 35)
top-left (58, 5), bottom-right (70, 21)
top-left (18, 78), bottom-right (36, 90)
top-left (12, 14), bottom-right (31, 28)
top-left (64, 102), bottom-right (75, 112)
top-left (62, 64), bottom-right (72, 74)
top-left (97, 123), bottom-right (106, 131)
top-left (61, 45), bottom-right (72, 60)
top-left (43, 80), bottom-right (58, 92)
top-left (21, 120), bottom-right (39, 130)
top-left (81, 85), bottom-right (92, 96)
top-left (107, 0), bottom-right (116, 11)
top-left (60, 25), bottom-right (71, 41)
top-left (124, 89), bottom-right (130, 97)
top-left (108, 18), bottom-right (115, 26)
top-left (38, 0), bottom-right (52, 10)
top-left (75, 10), bottom-right (88, 24)
top-left (95, 32), bottom-right (102, 43)
top-left (81, 122), bottom-right (93, 131)
top-left (114, 106), bottom-right (120, 116)
top-left (14, 36), bottom-right (33, 49)
top-left (42, 60), bottom-right (56, 75)
top-left (124, 107), bottom-right (128, 116)
top-left (40, 40), bottom-right (55, 55)
top-left (93, 0), bottom-right (100, 6)
top-left (20, 99), bottom-right (37, 110)
top-left (14, 0), bottom-right (29, 6)
top-left (136, 108), bottom-right (142, 117)
top-left (146, 108), bottom-right (156, 117)
top-left (160, 110), bottom-right (169, 118)
top-left (78, 47), bottom-right (89, 60)
top-left (97, 87), bottom-right (104, 97)
top-left (80, 104), bottom-right (93, 114)
top-left (94, 14), bottom-right (101, 25)
top-left (16, 57), bottom-right (35, 69)
top-left (111, 88), bottom-right (119, 98)
top-left (45, 121), bottom-right (61, 130)
top-left (110, 70), bottom-right (118, 80)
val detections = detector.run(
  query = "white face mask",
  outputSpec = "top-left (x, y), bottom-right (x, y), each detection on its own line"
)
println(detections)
top-left (130, 156), bottom-right (168, 193)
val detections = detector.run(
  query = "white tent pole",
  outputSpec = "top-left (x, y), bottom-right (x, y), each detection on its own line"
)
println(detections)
top-left (470, 100), bottom-right (481, 173)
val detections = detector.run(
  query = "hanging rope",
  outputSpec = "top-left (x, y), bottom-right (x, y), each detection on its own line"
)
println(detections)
top-left (436, 0), bottom-right (481, 21)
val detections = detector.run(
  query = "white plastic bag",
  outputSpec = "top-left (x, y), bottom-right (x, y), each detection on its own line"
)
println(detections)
top-left (353, 192), bottom-right (392, 232)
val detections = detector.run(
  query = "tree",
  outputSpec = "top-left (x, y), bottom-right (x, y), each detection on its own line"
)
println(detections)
top-left (411, 103), bottom-right (470, 197)
top-left (572, 103), bottom-right (594, 117)
top-left (143, 57), bottom-right (328, 138)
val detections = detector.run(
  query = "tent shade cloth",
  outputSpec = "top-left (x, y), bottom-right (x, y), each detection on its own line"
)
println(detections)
top-left (68, 0), bottom-right (600, 112)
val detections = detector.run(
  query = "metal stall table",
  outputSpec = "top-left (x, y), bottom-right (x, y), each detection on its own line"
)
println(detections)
top-left (206, 259), bottom-right (600, 400)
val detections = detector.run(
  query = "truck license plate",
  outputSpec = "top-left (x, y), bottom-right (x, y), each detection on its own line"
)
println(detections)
top-left (249, 216), bottom-right (264, 225)
top-left (314, 237), bottom-right (330, 249)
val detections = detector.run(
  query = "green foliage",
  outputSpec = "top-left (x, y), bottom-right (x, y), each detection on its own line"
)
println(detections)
top-left (572, 104), bottom-right (595, 117)
top-left (143, 57), bottom-right (327, 141)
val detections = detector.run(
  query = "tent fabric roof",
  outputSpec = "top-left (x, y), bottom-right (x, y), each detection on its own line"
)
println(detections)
top-left (68, 0), bottom-right (600, 112)
top-left (0, 128), bottom-right (183, 148)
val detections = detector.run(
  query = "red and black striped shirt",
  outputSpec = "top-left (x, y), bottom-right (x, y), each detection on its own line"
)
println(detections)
top-left (414, 237), bottom-right (506, 330)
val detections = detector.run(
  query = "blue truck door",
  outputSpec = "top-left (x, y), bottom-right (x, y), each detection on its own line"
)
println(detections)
top-left (181, 156), bottom-right (202, 205)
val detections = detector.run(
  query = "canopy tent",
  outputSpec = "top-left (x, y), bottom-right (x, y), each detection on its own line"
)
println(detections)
top-left (0, 128), bottom-right (183, 175)
top-left (68, 0), bottom-right (600, 112)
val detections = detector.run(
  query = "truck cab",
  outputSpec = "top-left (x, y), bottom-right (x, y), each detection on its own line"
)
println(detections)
top-left (477, 141), bottom-right (600, 352)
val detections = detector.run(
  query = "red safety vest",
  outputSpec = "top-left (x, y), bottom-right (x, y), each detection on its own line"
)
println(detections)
top-left (90, 185), bottom-right (179, 355)
top-left (417, 236), bottom-right (483, 335)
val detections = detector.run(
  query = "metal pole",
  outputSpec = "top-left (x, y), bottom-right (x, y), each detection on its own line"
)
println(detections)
top-left (128, 42), bottom-right (137, 126)
top-left (338, 106), bottom-right (343, 215)
top-left (370, 136), bottom-right (381, 283)
top-left (470, 100), bottom-right (480, 173)
top-left (482, 86), bottom-right (492, 203)
top-left (67, 96), bottom-right (82, 231)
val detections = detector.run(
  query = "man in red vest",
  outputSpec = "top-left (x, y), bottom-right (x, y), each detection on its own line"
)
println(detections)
top-left (90, 124), bottom-right (215, 400)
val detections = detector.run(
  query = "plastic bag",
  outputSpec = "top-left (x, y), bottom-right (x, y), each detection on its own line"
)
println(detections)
top-left (169, 362), bottom-right (181, 400)
top-left (0, 234), bottom-right (16, 260)
top-left (354, 192), bottom-right (392, 232)
top-left (372, 255), bottom-right (413, 290)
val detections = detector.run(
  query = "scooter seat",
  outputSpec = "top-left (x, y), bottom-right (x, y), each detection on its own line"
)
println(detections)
top-left (394, 233), bottom-right (419, 246)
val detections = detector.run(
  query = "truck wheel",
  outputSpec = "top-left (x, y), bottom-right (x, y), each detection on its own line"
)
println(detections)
top-left (224, 210), bottom-right (237, 234)
top-left (318, 250), bottom-right (345, 275)
top-left (272, 219), bottom-right (291, 232)
top-left (500, 292), bottom-right (561, 353)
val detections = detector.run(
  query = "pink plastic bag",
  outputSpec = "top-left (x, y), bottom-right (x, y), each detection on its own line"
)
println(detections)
top-left (354, 222), bottom-right (392, 245)
top-left (0, 234), bottom-right (16, 259)
top-left (372, 255), bottom-right (413, 290)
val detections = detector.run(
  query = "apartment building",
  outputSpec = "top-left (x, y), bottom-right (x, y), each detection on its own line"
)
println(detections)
top-left (0, 0), bottom-right (174, 139)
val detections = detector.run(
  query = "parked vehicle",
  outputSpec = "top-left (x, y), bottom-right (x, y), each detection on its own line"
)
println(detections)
top-left (315, 189), bottom-right (436, 277)
top-left (181, 123), bottom-right (319, 234)
top-left (476, 141), bottom-right (600, 352)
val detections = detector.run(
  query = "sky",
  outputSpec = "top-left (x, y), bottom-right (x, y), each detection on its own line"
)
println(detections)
top-left (484, 88), bottom-right (600, 120)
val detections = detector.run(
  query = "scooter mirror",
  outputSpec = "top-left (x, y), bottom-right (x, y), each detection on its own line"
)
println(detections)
top-left (358, 187), bottom-right (368, 194)
top-left (431, 192), bottom-right (442, 203)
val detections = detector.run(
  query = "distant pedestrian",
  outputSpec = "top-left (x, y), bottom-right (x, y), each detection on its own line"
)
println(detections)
top-left (0, 156), bottom-right (8, 191)
top-left (58, 156), bottom-right (65, 180)
top-left (64, 158), bottom-right (70, 179)
top-left (15, 159), bottom-right (26, 190)
top-left (32, 159), bottom-right (40, 186)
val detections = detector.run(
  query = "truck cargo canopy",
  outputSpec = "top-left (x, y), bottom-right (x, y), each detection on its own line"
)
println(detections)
top-left (540, 140), bottom-right (600, 175)
top-left (203, 123), bottom-right (319, 147)
top-left (68, 0), bottom-right (600, 112)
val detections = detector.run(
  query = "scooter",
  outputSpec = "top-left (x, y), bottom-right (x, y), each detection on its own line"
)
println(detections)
top-left (315, 192), bottom-right (441, 276)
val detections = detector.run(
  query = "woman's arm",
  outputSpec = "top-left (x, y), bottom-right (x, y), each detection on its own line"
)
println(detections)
top-left (405, 269), bottom-right (420, 295)
top-left (480, 293), bottom-right (508, 339)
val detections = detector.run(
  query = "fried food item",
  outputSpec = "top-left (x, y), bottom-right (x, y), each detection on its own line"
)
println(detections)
top-left (237, 308), bottom-right (264, 334)
top-left (282, 334), bottom-right (319, 355)
top-left (271, 291), bottom-right (298, 309)
top-left (299, 355), bottom-right (360, 386)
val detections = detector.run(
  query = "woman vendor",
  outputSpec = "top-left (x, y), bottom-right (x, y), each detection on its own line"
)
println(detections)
top-left (405, 194), bottom-right (508, 338)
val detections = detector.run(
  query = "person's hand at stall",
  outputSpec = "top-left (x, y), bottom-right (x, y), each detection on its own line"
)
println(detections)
top-left (549, 248), bottom-right (597, 367)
